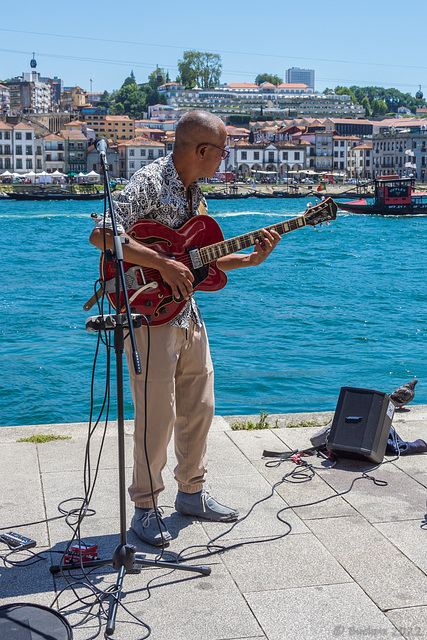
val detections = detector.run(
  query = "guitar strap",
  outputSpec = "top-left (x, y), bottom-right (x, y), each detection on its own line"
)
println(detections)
top-left (198, 200), bottom-right (208, 216)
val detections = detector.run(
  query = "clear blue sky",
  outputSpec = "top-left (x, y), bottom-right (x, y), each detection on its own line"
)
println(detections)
top-left (1, 0), bottom-right (426, 97)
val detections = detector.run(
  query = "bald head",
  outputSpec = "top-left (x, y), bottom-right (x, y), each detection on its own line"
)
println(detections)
top-left (174, 110), bottom-right (226, 152)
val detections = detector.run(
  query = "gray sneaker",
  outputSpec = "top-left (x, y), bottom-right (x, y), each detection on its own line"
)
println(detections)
top-left (131, 507), bottom-right (172, 547)
top-left (175, 490), bottom-right (239, 522)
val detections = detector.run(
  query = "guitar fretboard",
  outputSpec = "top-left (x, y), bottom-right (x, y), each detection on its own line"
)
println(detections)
top-left (201, 215), bottom-right (306, 264)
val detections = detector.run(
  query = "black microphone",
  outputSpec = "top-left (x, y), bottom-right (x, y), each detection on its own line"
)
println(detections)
top-left (94, 137), bottom-right (108, 156)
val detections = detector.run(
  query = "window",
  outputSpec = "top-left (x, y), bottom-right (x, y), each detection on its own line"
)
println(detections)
top-left (16, 145), bottom-right (22, 155)
top-left (140, 149), bottom-right (146, 156)
top-left (0, 133), bottom-right (2, 139)
top-left (294, 152), bottom-right (300, 160)
top-left (158, 150), bottom-right (163, 156)
top-left (241, 151), bottom-right (247, 160)
top-left (254, 152), bottom-right (259, 160)
top-left (148, 150), bottom-right (153, 159)
top-left (37, 159), bottom-right (42, 169)
top-left (129, 149), bottom-right (135, 156)
top-left (5, 145), bottom-right (10, 155)
top-left (36, 146), bottom-right (42, 155)
top-left (26, 146), bottom-right (32, 155)
top-left (268, 152), bottom-right (274, 161)
top-left (130, 161), bottom-right (135, 168)
top-left (16, 159), bottom-right (22, 169)
top-left (15, 132), bottom-right (22, 140)
top-left (26, 159), bottom-right (32, 169)
top-left (5, 132), bottom-right (10, 140)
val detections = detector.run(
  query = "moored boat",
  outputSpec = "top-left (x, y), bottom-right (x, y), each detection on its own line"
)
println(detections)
top-left (338, 176), bottom-right (427, 215)
top-left (6, 190), bottom-right (104, 201)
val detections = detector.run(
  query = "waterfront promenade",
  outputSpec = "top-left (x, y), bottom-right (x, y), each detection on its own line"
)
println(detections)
top-left (1, 407), bottom-right (426, 639)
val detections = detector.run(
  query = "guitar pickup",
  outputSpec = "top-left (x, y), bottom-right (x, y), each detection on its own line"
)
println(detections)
top-left (188, 247), bottom-right (203, 269)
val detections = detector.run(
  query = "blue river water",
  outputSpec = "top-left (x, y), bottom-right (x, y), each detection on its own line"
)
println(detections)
top-left (1, 197), bottom-right (426, 427)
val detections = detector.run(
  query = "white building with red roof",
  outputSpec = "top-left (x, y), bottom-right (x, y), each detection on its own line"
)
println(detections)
top-left (117, 137), bottom-right (165, 179)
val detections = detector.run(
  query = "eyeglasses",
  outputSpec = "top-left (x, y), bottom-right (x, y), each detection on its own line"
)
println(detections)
top-left (199, 142), bottom-right (230, 160)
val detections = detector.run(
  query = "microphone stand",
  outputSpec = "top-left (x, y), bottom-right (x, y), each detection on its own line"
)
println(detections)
top-left (51, 139), bottom-right (211, 637)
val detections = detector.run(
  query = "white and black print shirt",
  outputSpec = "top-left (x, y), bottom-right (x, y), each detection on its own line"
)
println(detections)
top-left (95, 154), bottom-right (206, 328)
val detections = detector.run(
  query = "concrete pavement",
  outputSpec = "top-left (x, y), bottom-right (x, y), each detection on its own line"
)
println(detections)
top-left (0, 407), bottom-right (426, 640)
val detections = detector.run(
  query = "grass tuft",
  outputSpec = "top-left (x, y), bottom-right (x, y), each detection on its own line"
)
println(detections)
top-left (17, 434), bottom-right (71, 444)
top-left (230, 411), bottom-right (278, 431)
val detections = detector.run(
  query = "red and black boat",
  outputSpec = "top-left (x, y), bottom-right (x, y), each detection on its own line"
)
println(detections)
top-left (338, 175), bottom-right (427, 215)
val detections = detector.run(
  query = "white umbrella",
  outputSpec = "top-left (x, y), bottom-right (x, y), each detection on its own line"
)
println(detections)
top-left (52, 169), bottom-right (65, 176)
top-left (1, 170), bottom-right (13, 177)
top-left (86, 170), bottom-right (100, 177)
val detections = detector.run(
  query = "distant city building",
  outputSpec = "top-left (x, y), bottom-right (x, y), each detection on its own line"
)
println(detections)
top-left (60, 86), bottom-right (86, 111)
top-left (159, 81), bottom-right (363, 119)
top-left (117, 137), bottom-right (165, 179)
top-left (5, 72), bottom-right (52, 114)
top-left (0, 83), bottom-right (10, 115)
top-left (0, 120), bottom-right (36, 173)
top-left (285, 67), bottom-right (315, 90)
top-left (372, 126), bottom-right (427, 181)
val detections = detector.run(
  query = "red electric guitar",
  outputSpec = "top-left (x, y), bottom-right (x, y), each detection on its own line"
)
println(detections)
top-left (89, 197), bottom-right (337, 325)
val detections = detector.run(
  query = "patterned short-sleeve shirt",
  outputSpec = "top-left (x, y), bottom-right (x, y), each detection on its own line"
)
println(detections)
top-left (95, 154), bottom-right (206, 328)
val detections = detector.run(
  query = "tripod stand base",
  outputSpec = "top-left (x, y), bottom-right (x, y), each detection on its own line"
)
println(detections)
top-left (51, 543), bottom-right (211, 635)
top-left (50, 544), bottom-right (211, 576)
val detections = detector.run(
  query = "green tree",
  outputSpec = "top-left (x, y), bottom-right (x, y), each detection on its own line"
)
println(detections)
top-left (110, 76), bottom-right (146, 118)
top-left (361, 96), bottom-right (371, 116)
top-left (148, 67), bottom-right (167, 90)
top-left (335, 86), bottom-right (357, 103)
top-left (371, 98), bottom-right (388, 116)
top-left (255, 73), bottom-right (283, 86)
top-left (177, 51), bottom-right (222, 89)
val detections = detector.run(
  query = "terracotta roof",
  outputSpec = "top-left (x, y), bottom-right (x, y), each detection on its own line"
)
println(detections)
top-left (328, 118), bottom-right (372, 125)
top-left (13, 122), bottom-right (35, 130)
top-left (0, 121), bottom-right (13, 130)
top-left (105, 115), bottom-right (133, 122)
top-left (277, 83), bottom-right (309, 89)
top-left (60, 130), bottom-right (87, 140)
top-left (226, 83), bottom-right (259, 89)
top-left (333, 135), bottom-right (361, 140)
top-left (121, 137), bottom-right (164, 146)
top-left (351, 143), bottom-right (373, 150)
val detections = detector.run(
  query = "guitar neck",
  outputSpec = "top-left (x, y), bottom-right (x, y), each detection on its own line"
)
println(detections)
top-left (200, 214), bottom-right (306, 264)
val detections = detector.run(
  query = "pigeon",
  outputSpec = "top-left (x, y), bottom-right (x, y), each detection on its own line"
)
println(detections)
top-left (389, 379), bottom-right (418, 410)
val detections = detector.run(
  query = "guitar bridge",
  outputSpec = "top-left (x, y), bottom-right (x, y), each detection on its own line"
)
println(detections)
top-left (104, 266), bottom-right (157, 293)
top-left (188, 247), bottom-right (203, 269)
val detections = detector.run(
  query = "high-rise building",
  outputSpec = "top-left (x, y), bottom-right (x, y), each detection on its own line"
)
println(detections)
top-left (285, 67), bottom-right (315, 90)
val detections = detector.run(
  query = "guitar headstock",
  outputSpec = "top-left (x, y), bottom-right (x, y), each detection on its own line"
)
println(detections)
top-left (304, 197), bottom-right (338, 227)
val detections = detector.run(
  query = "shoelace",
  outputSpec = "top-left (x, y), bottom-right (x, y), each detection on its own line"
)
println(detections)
top-left (141, 508), bottom-right (164, 529)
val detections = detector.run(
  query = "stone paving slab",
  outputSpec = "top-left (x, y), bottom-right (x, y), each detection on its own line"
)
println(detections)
top-left (308, 513), bottom-right (427, 610)
top-left (245, 582), bottom-right (405, 640)
top-left (386, 606), bottom-right (427, 640)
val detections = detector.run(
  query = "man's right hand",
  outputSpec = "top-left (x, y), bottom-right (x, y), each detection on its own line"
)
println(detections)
top-left (158, 257), bottom-right (195, 301)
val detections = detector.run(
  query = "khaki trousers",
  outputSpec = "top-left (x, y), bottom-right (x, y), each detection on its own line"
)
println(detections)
top-left (125, 321), bottom-right (215, 508)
